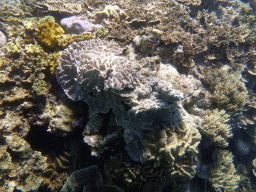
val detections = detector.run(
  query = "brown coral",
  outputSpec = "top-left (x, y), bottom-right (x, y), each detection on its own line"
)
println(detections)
top-left (209, 149), bottom-right (240, 191)
top-left (201, 109), bottom-right (232, 148)
top-left (203, 66), bottom-right (249, 113)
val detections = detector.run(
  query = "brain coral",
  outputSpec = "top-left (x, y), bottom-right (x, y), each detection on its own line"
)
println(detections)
top-left (56, 39), bottom-right (137, 101)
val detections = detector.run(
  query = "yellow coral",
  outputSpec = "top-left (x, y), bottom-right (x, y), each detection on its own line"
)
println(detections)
top-left (57, 32), bottom-right (94, 48)
top-left (50, 51), bottom-right (60, 74)
top-left (37, 19), bottom-right (65, 48)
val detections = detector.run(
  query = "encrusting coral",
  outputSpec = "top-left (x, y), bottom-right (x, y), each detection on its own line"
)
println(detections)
top-left (201, 109), bottom-right (232, 148)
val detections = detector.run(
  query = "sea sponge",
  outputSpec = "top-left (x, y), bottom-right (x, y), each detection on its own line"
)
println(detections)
top-left (201, 109), bottom-right (233, 148)
top-left (209, 149), bottom-right (240, 191)
top-left (56, 39), bottom-right (137, 101)
top-left (37, 17), bottom-right (65, 48)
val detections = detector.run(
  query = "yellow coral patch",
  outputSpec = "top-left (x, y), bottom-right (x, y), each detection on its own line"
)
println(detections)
top-left (37, 19), bottom-right (65, 48)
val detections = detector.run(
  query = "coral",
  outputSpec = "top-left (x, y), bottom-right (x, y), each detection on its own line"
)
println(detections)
top-left (209, 149), bottom-right (240, 191)
top-left (61, 165), bottom-right (123, 192)
top-left (57, 32), bottom-right (94, 48)
top-left (93, 5), bottom-right (126, 24)
top-left (201, 109), bottom-right (232, 148)
top-left (56, 39), bottom-right (137, 101)
top-left (30, 0), bottom-right (88, 15)
top-left (36, 17), bottom-right (65, 48)
top-left (83, 113), bottom-right (123, 157)
top-left (104, 119), bottom-right (201, 192)
top-left (60, 16), bottom-right (92, 34)
top-left (175, 0), bottom-right (201, 6)
top-left (0, 135), bottom-right (47, 192)
top-left (203, 66), bottom-right (249, 113)
top-left (39, 92), bottom-right (86, 136)
top-left (141, 121), bottom-right (201, 180)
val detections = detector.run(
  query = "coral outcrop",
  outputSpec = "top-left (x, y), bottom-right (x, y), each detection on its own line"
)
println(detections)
top-left (56, 39), bottom-right (202, 164)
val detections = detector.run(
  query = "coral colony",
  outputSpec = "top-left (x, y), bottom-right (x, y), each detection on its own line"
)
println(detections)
top-left (0, 0), bottom-right (256, 192)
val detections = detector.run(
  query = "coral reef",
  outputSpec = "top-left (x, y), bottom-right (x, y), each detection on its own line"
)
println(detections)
top-left (209, 149), bottom-right (240, 191)
top-left (1, 0), bottom-right (256, 191)
top-left (201, 109), bottom-right (232, 148)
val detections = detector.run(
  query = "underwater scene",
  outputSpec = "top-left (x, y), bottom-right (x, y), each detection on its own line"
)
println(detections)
top-left (1, 0), bottom-right (256, 191)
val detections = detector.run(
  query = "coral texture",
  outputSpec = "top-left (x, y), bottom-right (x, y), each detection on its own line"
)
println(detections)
top-left (37, 17), bottom-right (65, 48)
top-left (0, 136), bottom-right (47, 192)
top-left (209, 149), bottom-right (240, 191)
top-left (201, 109), bottom-right (232, 148)
top-left (56, 39), bottom-right (137, 101)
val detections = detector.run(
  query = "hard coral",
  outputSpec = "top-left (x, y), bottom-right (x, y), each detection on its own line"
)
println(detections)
top-left (56, 39), bottom-right (137, 101)
top-left (0, 136), bottom-right (47, 192)
top-left (201, 109), bottom-right (232, 148)
top-left (37, 17), bottom-right (65, 48)
top-left (209, 149), bottom-right (240, 191)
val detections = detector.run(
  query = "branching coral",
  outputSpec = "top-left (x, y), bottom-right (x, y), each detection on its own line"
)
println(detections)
top-left (201, 109), bottom-right (232, 148)
top-left (209, 149), bottom-right (240, 191)
top-left (203, 66), bottom-right (249, 113)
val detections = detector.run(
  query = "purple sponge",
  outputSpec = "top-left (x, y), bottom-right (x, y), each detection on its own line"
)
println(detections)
top-left (60, 16), bottom-right (92, 34)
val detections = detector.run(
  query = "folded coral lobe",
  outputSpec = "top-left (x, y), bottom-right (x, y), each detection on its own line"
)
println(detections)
top-left (56, 39), bottom-right (136, 101)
